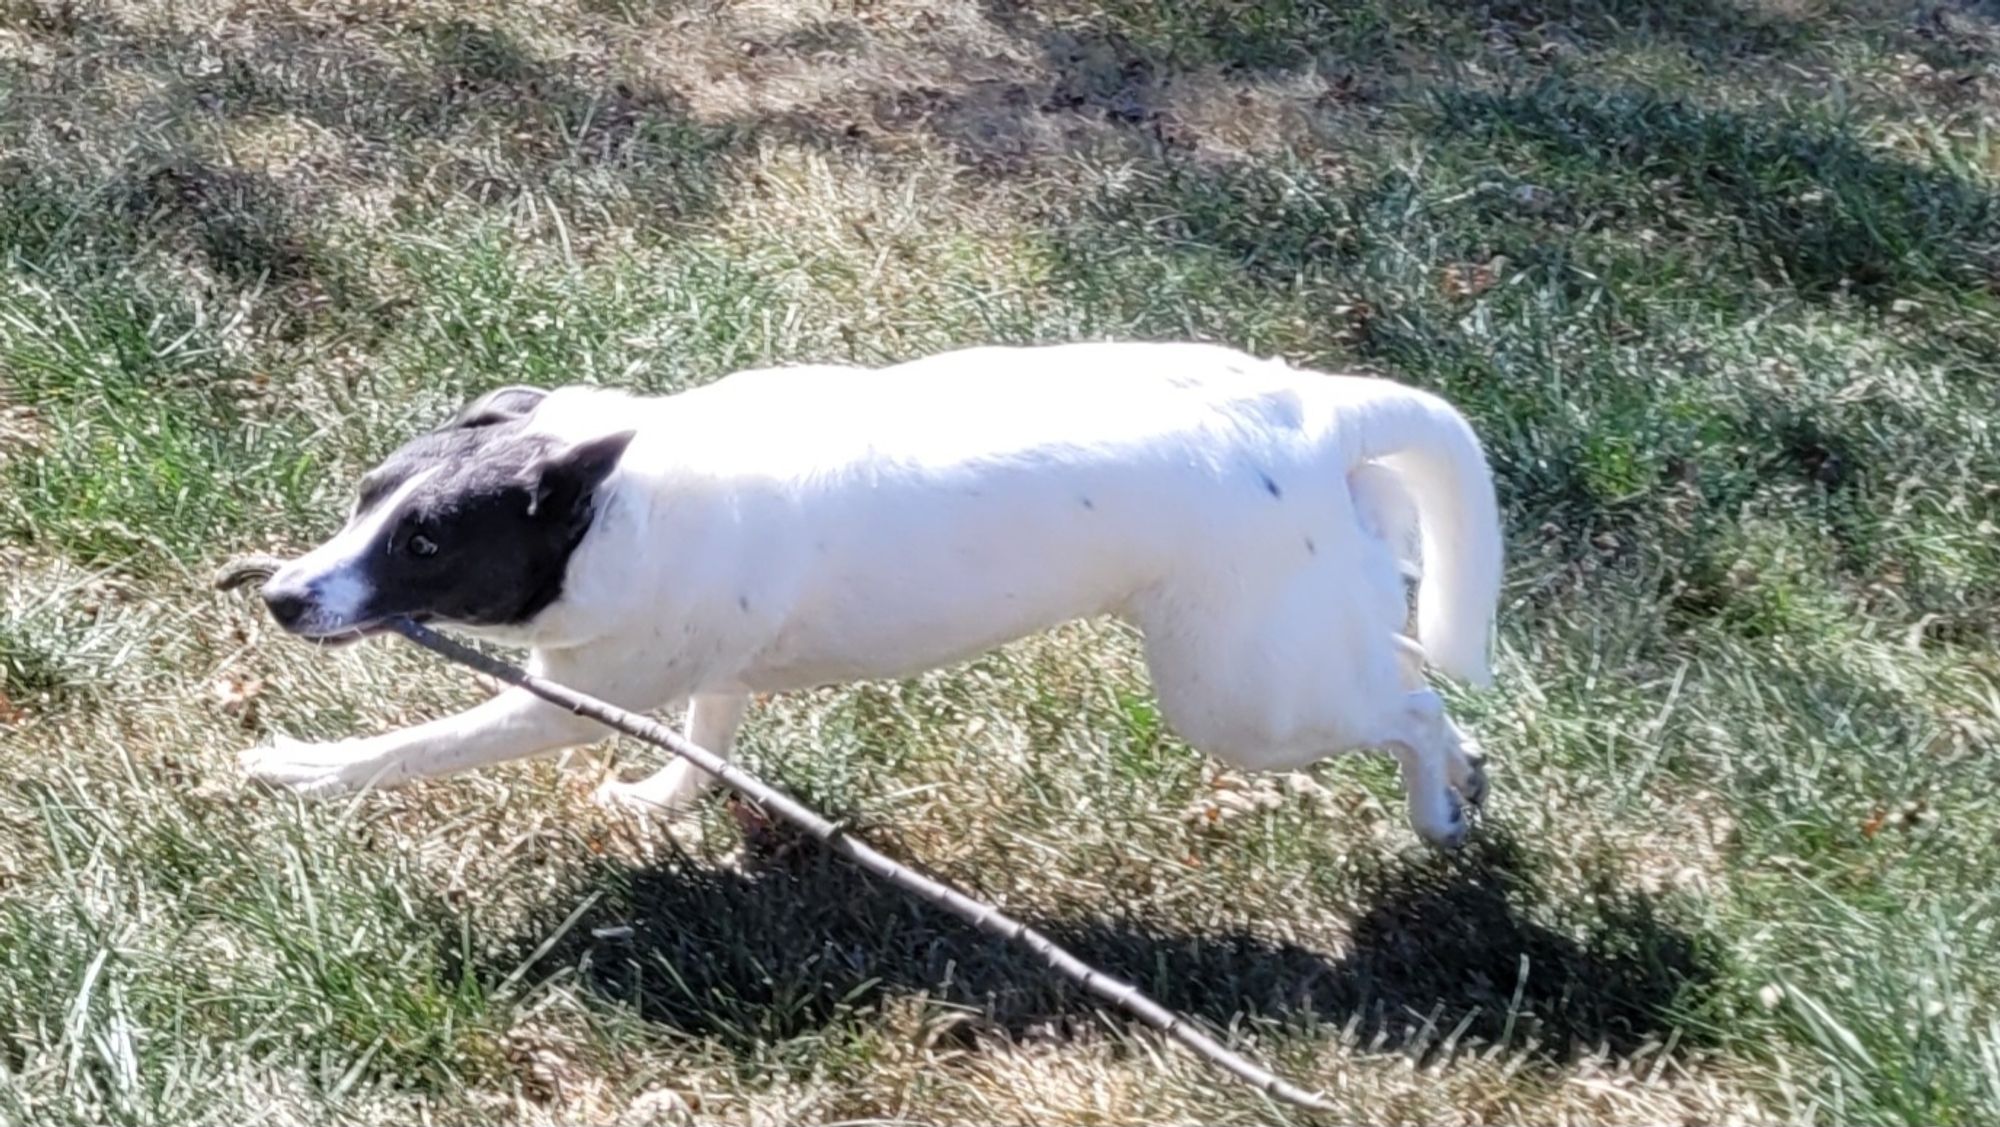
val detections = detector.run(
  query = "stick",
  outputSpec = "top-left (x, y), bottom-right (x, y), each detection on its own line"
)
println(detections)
top-left (214, 554), bottom-right (290, 592)
top-left (214, 556), bottom-right (1337, 1114)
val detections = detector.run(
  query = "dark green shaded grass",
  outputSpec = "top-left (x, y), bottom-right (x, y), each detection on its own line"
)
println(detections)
top-left (1428, 80), bottom-right (2000, 308)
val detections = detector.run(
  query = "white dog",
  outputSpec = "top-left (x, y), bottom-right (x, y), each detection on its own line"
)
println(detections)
top-left (245, 341), bottom-right (1503, 848)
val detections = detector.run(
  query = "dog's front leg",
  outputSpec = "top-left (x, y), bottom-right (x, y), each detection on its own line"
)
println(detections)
top-left (240, 649), bottom-right (645, 798)
top-left (240, 689), bottom-right (603, 798)
top-left (593, 692), bottom-right (749, 818)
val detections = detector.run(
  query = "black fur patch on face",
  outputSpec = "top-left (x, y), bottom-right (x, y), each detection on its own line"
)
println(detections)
top-left (357, 428), bottom-right (633, 628)
top-left (263, 392), bottom-right (634, 638)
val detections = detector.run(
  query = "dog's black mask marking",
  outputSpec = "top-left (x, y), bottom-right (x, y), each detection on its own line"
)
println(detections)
top-left (301, 391), bottom-right (634, 634)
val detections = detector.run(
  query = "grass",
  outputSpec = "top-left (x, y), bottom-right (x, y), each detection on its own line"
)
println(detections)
top-left (4, 0), bottom-right (2000, 1122)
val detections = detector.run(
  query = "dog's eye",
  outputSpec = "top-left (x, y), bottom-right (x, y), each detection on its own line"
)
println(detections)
top-left (408, 534), bottom-right (439, 558)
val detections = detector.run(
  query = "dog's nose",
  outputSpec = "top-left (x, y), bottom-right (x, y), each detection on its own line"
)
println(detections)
top-left (261, 579), bottom-right (313, 631)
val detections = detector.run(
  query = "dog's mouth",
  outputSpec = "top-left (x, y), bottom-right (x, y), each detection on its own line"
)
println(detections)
top-left (290, 613), bottom-right (432, 647)
top-left (300, 627), bottom-right (377, 648)
top-left (213, 556), bottom-right (435, 647)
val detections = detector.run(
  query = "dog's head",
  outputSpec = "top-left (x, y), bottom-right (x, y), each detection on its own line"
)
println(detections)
top-left (259, 386), bottom-right (635, 643)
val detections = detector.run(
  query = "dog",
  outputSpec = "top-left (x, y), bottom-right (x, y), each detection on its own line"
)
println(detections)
top-left (244, 341), bottom-right (1504, 848)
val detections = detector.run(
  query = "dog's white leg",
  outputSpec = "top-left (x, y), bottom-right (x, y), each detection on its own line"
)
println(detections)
top-left (1394, 634), bottom-right (1487, 809)
top-left (1388, 688), bottom-right (1470, 849)
top-left (240, 649), bottom-right (653, 798)
top-left (593, 692), bottom-right (749, 819)
top-left (240, 690), bottom-right (603, 797)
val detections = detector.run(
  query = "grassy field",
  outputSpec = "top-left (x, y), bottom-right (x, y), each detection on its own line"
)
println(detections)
top-left (4, 0), bottom-right (2000, 1122)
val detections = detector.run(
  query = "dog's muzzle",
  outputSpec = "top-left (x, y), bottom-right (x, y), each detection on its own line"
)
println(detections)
top-left (257, 568), bottom-right (398, 644)
top-left (217, 554), bottom-right (386, 646)
top-left (258, 577), bottom-right (315, 632)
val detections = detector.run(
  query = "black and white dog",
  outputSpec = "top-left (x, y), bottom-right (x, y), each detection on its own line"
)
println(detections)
top-left (246, 341), bottom-right (1503, 848)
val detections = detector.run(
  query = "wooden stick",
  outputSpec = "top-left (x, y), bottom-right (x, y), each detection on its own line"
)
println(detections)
top-left (388, 619), bottom-right (1336, 1112)
top-left (214, 556), bottom-right (1335, 1113)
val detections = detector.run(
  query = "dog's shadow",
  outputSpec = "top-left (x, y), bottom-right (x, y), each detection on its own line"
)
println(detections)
top-left (464, 825), bottom-right (1715, 1065)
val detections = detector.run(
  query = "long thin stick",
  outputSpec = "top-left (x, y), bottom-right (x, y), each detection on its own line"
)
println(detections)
top-left (388, 619), bottom-right (1336, 1113)
top-left (213, 556), bottom-right (1335, 1112)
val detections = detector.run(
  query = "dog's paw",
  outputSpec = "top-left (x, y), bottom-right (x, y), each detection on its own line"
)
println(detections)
top-left (239, 734), bottom-right (391, 798)
top-left (592, 762), bottom-right (711, 821)
top-left (591, 777), bottom-right (701, 825)
top-left (1456, 757), bottom-right (1489, 809)
top-left (1414, 795), bottom-right (1471, 852)
top-left (592, 773), bottom-right (729, 859)
top-left (591, 777), bottom-right (669, 821)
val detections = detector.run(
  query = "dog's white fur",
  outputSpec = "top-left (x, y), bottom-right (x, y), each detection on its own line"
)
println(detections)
top-left (243, 341), bottom-right (1503, 847)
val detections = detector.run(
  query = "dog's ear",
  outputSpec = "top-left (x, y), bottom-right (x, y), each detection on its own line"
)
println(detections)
top-left (446, 385), bottom-right (548, 430)
top-left (525, 430), bottom-right (637, 520)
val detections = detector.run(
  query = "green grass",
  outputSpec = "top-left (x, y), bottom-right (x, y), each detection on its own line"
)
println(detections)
top-left (5, 1), bottom-right (2000, 1123)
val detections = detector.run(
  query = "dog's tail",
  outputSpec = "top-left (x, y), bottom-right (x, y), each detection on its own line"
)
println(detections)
top-left (1339, 381), bottom-right (1503, 687)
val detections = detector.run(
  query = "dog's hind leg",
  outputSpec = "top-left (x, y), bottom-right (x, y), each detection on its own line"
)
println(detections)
top-left (240, 646), bottom-right (669, 798)
top-left (1385, 688), bottom-right (1473, 849)
top-left (1394, 634), bottom-right (1486, 809)
top-left (592, 692), bottom-right (749, 818)
top-left (1140, 561), bottom-right (1476, 850)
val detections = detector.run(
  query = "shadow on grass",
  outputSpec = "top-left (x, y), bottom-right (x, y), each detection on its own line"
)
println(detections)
top-left (1028, 74), bottom-right (2000, 313)
top-left (1429, 81), bottom-right (2000, 307)
top-left (472, 827), bottom-right (1716, 1066)
top-left (979, 0), bottom-right (1819, 76)
top-left (0, 12), bottom-right (735, 324)
top-left (672, 0), bottom-right (1865, 183)
top-left (202, 17), bottom-right (732, 218)
top-left (9, 4), bottom-right (1991, 321)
